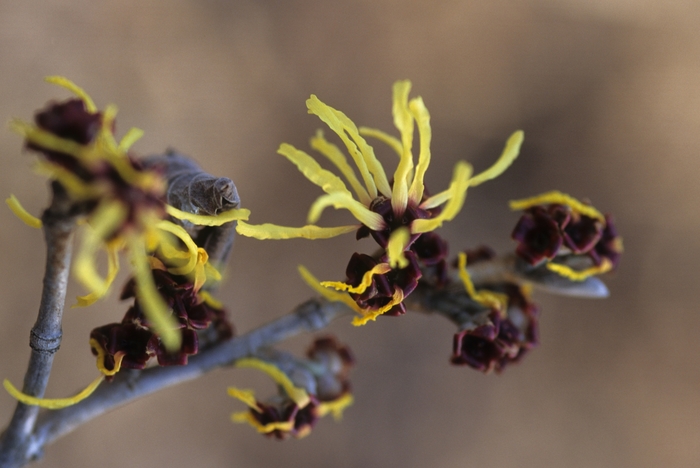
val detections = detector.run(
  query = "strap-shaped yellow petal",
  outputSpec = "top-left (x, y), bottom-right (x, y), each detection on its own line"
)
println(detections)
top-left (311, 130), bottom-right (371, 205)
top-left (457, 252), bottom-right (508, 313)
top-left (321, 262), bottom-right (391, 294)
top-left (391, 81), bottom-right (415, 216)
top-left (11, 120), bottom-right (84, 158)
top-left (407, 97), bottom-right (432, 205)
top-left (198, 290), bottom-right (223, 309)
top-left (74, 201), bottom-right (127, 294)
top-left (307, 95), bottom-right (378, 199)
top-left (155, 220), bottom-right (199, 275)
top-left (227, 387), bottom-right (262, 411)
top-left (317, 393), bottom-right (354, 420)
top-left (412, 161), bottom-right (472, 234)
top-left (118, 127), bottom-right (144, 152)
top-left (359, 127), bottom-right (403, 158)
top-left (45, 76), bottom-right (97, 113)
top-left (127, 235), bottom-right (180, 351)
top-left (33, 160), bottom-right (102, 200)
top-left (231, 410), bottom-right (295, 433)
top-left (278, 143), bottom-right (352, 196)
top-left (352, 288), bottom-right (404, 326)
top-left (235, 358), bottom-right (310, 408)
top-left (236, 221), bottom-right (357, 240)
top-left (74, 242), bottom-right (120, 307)
top-left (546, 258), bottom-right (612, 281)
top-left (509, 190), bottom-right (605, 222)
top-left (6, 195), bottom-right (42, 228)
top-left (298, 265), bottom-right (364, 315)
top-left (165, 204), bottom-right (250, 225)
top-left (308, 192), bottom-right (385, 231)
top-left (386, 227), bottom-right (410, 268)
top-left (469, 130), bottom-right (523, 187)
top-left (3, 375), bottom-right (104, 409)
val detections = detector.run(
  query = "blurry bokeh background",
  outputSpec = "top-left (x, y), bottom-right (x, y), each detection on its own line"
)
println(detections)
top-left (0, 1), bottom-right (698, 467)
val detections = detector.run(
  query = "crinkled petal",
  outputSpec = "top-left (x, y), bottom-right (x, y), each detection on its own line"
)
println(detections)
top-left (165, 204), bottom-right (250, 226)
top-left (310, 130), bottom-right (371, 205)
top-left (509, 190), bottom-right (605, 222)
top-left (546, 258), bottom-right (613, 281)
top-left (278, 143), bottom-right (352, 196)
top-left (236, 221), bottom-right (358, 240)
top-left (412, 161), bottom-right (472, 234)
top-left (469, 130), bottom-right (523, 187)
top-left (6, 195), bottom-right (42, 228)
top-left (308, 192), bottom-right (385, 230)
top-left (231, 410), bottom-right (294, 433)
top-left (235, 358), bottom-right (310, 407)
top-left (89, 338), bottom-right (125, 376)
top-left (155, 221), bottom-right (199, 275)
top-left (352, 288), bottom-right (404, 326)
top-left (298, 265), bottom-right (364, 315)
top-left (317, 393), bottom-right (354, 421)
top-left (321, 262), bottom-right (391, 294)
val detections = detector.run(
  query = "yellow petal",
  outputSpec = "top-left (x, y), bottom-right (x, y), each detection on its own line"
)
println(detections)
top-left (127, 235), bottom-right (181, 351)
top-left (391, 81), bottom-right (415, 216)
top-left (3, 375), bottom-right (104, 409)
top-left (155, 220), bottom-right (199, 275)
top-left (231, 410), bottom-right (294, 433)
top-left (74, 202), bottom-right (127, 295)
top-left (236, 221), bottom-right (357, 240)
top-left (352, 288), bottom-right (404, 326)
top-left (456, 253), bottom-right (508, 313)
top-left (118, 127), bottom-right (144, 152)
top-left (359, 127), bottom-right (403, 158)
top-left (311, 130), bottom-right (371, 205)
top-left (11, 120), bottom-right (84, 158)
top-left (90, 338), bottom-right (125, 376)
top-left (235, 358), bottom-right (310, 408)
top-left (308, 192), bottom-right (385, 230)
top-left (469, 130), bottom-right (523, 187)
top-left (509, 190), bottom-right (605, 222)
top-left (165, 203), bottom-right (250, 226)
top-left (298, 265), bottom-right (365, 315)
top-left (407, 97), bottom-right (432, 205)
top-left (546, 258), bottom-right (613, 281)
top-left (278, 143), bottom-right (351, 196)
top-left (6, 194), bottom-right (42, 228)
top-left (412, 161), bottom-right (472, 234)
top-left (198, 290), bottom-right (223, 309)
top-left (321, 262), bottom-right (391, 294)
top-left (33, 160), bottom-right (102, 200)
top-left (45, 76), bottom-right (97, 113)
top-left (386, 227), bottom-right (410, 268)
top-left (227, 387), bottom-right (262, 411)
top-left (74, 242), bottom-right (120, 307)
top-left (317, 393), bottom-right (354, 421)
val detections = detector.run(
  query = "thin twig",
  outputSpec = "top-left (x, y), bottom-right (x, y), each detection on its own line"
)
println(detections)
top-left (0, 184), bottom-right (77, 467)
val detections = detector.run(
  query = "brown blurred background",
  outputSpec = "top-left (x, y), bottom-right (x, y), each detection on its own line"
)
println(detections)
top-left (0, 1), bottom-right (698, 467)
